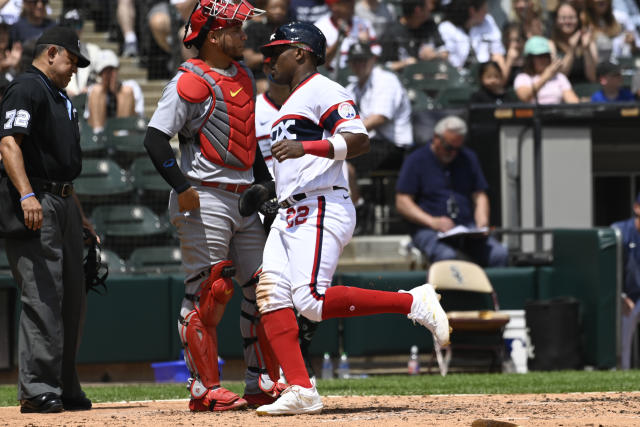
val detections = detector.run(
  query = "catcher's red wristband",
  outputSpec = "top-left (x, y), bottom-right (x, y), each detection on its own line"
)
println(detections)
top-left (301, 139), bottom-right (331, 158)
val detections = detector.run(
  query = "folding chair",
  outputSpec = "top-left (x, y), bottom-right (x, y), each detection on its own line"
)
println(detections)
top-left (428, 260), bottom-right (510, 375)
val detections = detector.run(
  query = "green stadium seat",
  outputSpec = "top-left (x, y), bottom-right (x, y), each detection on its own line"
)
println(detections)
top-left (107, 133), bottom-right (147, 167)
top-left (75, 159), bottom-right (133, 197)
top-left (127, 245), bottom-right (183, 274)
top-left (99, 249), bottom-right (128, 275)
top-left (401, 60), bottom-right (462, 92)
top-left (91, 204), bottom-right (171, 257)
top-left (573, 82), bottom-right (601, 99)
top-left (79, 127), bottom-right (108, 157)
top-left (130, 157), bottom-right (170, 213)
top-left (103, 116), bottom-right (147, 136)
top-left (435, 85), bottom-right (475, 109)
top-left (71, 93), bottom-right (87, 116)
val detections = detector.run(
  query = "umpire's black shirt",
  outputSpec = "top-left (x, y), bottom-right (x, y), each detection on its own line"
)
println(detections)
top-left (0, 65), bottom-right (81, 181)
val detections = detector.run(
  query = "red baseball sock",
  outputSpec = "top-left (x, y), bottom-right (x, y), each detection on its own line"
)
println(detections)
top-left (321, 286), bottom-right (413, 320)
top-left (260, 308), bottom-right (312, 388)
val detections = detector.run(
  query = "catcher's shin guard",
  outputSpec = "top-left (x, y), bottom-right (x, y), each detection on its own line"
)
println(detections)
top-left (178, 261), bottom-right (236, 396)
top-left (179, 311), bottom-right (221, 390)
top-left (240, 271), bottom-right (282, 394)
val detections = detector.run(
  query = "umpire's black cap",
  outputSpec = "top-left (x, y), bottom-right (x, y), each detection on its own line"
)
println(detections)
top-left (36, 25), bottom-right (90, 68)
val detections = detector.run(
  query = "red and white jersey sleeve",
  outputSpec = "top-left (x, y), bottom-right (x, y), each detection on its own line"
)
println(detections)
top-left (270, 73), bottom-right (367, 202)
top-left (255, 92), bottom-right (280, 176)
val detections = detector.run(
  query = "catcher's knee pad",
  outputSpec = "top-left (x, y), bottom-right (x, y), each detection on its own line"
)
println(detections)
top-left (179, 310), bottom-right (221, 392)
top-left (198, 260), bottom-right (235, 325)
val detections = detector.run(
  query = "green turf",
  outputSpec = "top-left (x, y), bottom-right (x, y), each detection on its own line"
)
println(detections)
top-left (2, 370), bottom-right (639, 407)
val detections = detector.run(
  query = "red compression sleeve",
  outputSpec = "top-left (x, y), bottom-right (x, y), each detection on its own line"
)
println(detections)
top-left (321, 286), bottom-right (413, 319)
top-left (301, 139), bottom-right (331, 157)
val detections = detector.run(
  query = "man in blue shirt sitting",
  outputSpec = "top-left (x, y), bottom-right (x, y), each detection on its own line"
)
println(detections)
top-left (395, 115), bottom-right (508, 267)
top-left (591, 61), bottom-right (636, 103)
top-left (611, 193), bottom-right (640, 370)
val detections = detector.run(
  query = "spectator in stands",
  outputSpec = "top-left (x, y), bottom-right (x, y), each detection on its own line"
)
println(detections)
top-left (148, 0), bottom-right (198, 60)
top-left (582, 0), bottom-right (639, 60)
top-left (502, 22), bottom-right (525, 86)
top-left (395, 115), bottom-right (508, 267)
top-left (118, 0), bottom-right (138, 57)
top-left (470, 61), bottom-right (509, 103)
top-left (60, 9), bottom-right (102, 97)
top-left (314, 0), bottom-right (379, 71)
top-left (514, 36), bottom-right (579, 104)
top-left (590, 59), bottom-right (635, 101)
top-left (355, 0), bottom-right (396, 38)
top-left (0, 0), bottom-right (23, 25)
top-left (345, 41), bottom-right (413, 235)
top-left (610, 193), bottom-right (640, 370)
top-left (378, 0), bottom-right (447, 73)
top-left (0, 22), bottom-right (21, 80)
top-left (243, 0), bottom-right (289, 93)
top-left (10, 0), bottom-right (55, 44)
top-left (510, 0), bottom-right (545, 38)
top-left (438, 0), bottom-right (507, 78)
top-left (86, 49), bottom-right (137, 133)
top-left (549, 1), bottom-right (598, 83)
top-left (289, 0), bottom-right (328, 23)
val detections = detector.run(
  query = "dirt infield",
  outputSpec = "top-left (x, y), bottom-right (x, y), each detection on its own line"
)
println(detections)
top-left (1, 392), bottom-right (639, 426)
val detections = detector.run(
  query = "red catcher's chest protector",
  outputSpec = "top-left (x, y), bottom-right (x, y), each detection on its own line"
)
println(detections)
top-left (176, 59), bottom-right (257, 170)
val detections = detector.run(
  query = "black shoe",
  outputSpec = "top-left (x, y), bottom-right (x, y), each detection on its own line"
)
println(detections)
top-left (20, 393), bottom-right (63, 413)
top-left (62, 395), bottom-right (92, 411)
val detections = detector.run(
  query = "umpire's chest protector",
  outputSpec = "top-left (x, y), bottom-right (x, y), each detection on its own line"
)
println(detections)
top-left (176, 58), bottom-right (257, 170)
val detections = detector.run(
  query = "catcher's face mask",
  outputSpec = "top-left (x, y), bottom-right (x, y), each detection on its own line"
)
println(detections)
top-left (183, 0), bottom-right (264, 48)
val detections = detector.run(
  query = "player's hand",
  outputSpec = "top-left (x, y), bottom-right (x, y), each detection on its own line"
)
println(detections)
top-left (622, 295), bottom-right (634, 316)
top-left (21, 196), bottom-right (42, 231)
top-left (432, 216), bottom-right (455, 232)
top-left (272, 139), bottom-right (305, 162)
top-left (178, 187), bottom-right (200, 212)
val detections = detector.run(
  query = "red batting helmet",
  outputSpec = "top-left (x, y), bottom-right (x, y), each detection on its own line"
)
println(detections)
top-left (183, 0), bottom-right (264, 48)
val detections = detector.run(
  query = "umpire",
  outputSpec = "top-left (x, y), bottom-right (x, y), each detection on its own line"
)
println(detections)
top-left (0, 26), bottom-right (94, 413)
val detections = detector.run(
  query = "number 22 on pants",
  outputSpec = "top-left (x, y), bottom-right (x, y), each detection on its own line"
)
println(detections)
top-left (286, 206), bottom-right (309, 228)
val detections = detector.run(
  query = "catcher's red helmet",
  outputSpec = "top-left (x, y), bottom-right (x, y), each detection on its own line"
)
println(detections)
top-left (183, 0), bottom-right (264, 48)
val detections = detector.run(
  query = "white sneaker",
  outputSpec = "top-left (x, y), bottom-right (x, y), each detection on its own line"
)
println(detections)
top-left (255, 384), bottom-right (323, 415)
top-left (402, 284), bottom-right (450, 346)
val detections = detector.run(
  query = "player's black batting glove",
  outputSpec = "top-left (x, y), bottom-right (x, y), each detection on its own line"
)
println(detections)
top-left (238, 180), bottom-right (276, 216)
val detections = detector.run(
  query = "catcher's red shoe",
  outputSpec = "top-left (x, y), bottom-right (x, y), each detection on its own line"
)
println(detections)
top-left (242, 392), bottom-right (277, 408)
top-left (188, 387), bottom-right (248, 412)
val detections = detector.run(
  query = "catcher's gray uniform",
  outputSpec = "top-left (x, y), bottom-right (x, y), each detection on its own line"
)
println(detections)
top-left (148, 64), bottom-right (267, 395)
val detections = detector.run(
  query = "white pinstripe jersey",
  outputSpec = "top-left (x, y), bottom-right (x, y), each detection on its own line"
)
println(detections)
top-left (270, 72), bottom-right (367, 202)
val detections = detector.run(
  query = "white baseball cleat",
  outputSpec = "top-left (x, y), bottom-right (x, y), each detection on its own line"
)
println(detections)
top-left (255, 384), bottom-right (323, 415)
top-left (402, 284), bottom-right (450, 346)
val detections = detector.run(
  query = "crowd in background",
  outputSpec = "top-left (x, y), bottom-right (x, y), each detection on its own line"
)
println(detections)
top-left (0, 0), bottom-right (639, 110)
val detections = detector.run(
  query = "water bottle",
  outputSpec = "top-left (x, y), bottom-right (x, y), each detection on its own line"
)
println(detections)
top-left (337, 352), bottom-right (350, 379)
top-left (321, 352), bottom-right (333, 380)
top-left (408, 345), bottom-right (420, 375)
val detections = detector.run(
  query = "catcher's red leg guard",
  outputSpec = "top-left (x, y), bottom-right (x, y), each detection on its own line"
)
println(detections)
top-left (178, 261), bottom-right (246, 411)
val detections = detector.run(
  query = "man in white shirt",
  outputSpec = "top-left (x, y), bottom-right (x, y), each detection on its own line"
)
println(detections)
top-left (345, 41), bottom-right (412, 234)
top-left (437, 0), bottom-right (506, 76)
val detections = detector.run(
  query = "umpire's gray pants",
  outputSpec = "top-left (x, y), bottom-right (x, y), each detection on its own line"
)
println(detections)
top-left (6, 193), bottom-right (86, 400)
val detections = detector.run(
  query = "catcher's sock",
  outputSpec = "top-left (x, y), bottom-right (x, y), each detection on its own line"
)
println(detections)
top-left (261, 308), bottom-right (312, 388)
top-left (321, 286), bottom-right (413, 320)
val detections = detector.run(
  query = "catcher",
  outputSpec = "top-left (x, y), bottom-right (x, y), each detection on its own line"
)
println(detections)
top-left (143, 0), bottom-right (282, 411)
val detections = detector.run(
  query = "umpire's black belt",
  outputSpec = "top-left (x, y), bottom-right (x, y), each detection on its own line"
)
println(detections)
top-left (279, 186), bottom-right (348, 209)
top-left (39, 181), bottom-right (74, 198)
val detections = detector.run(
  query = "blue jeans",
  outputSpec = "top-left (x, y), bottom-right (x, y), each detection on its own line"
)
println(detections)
top-left (412, 227), bottom-right (508, 267)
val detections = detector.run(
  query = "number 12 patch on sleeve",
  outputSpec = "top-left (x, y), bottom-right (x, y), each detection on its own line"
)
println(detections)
top-left (4, 109), bottom-right (31, 129)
